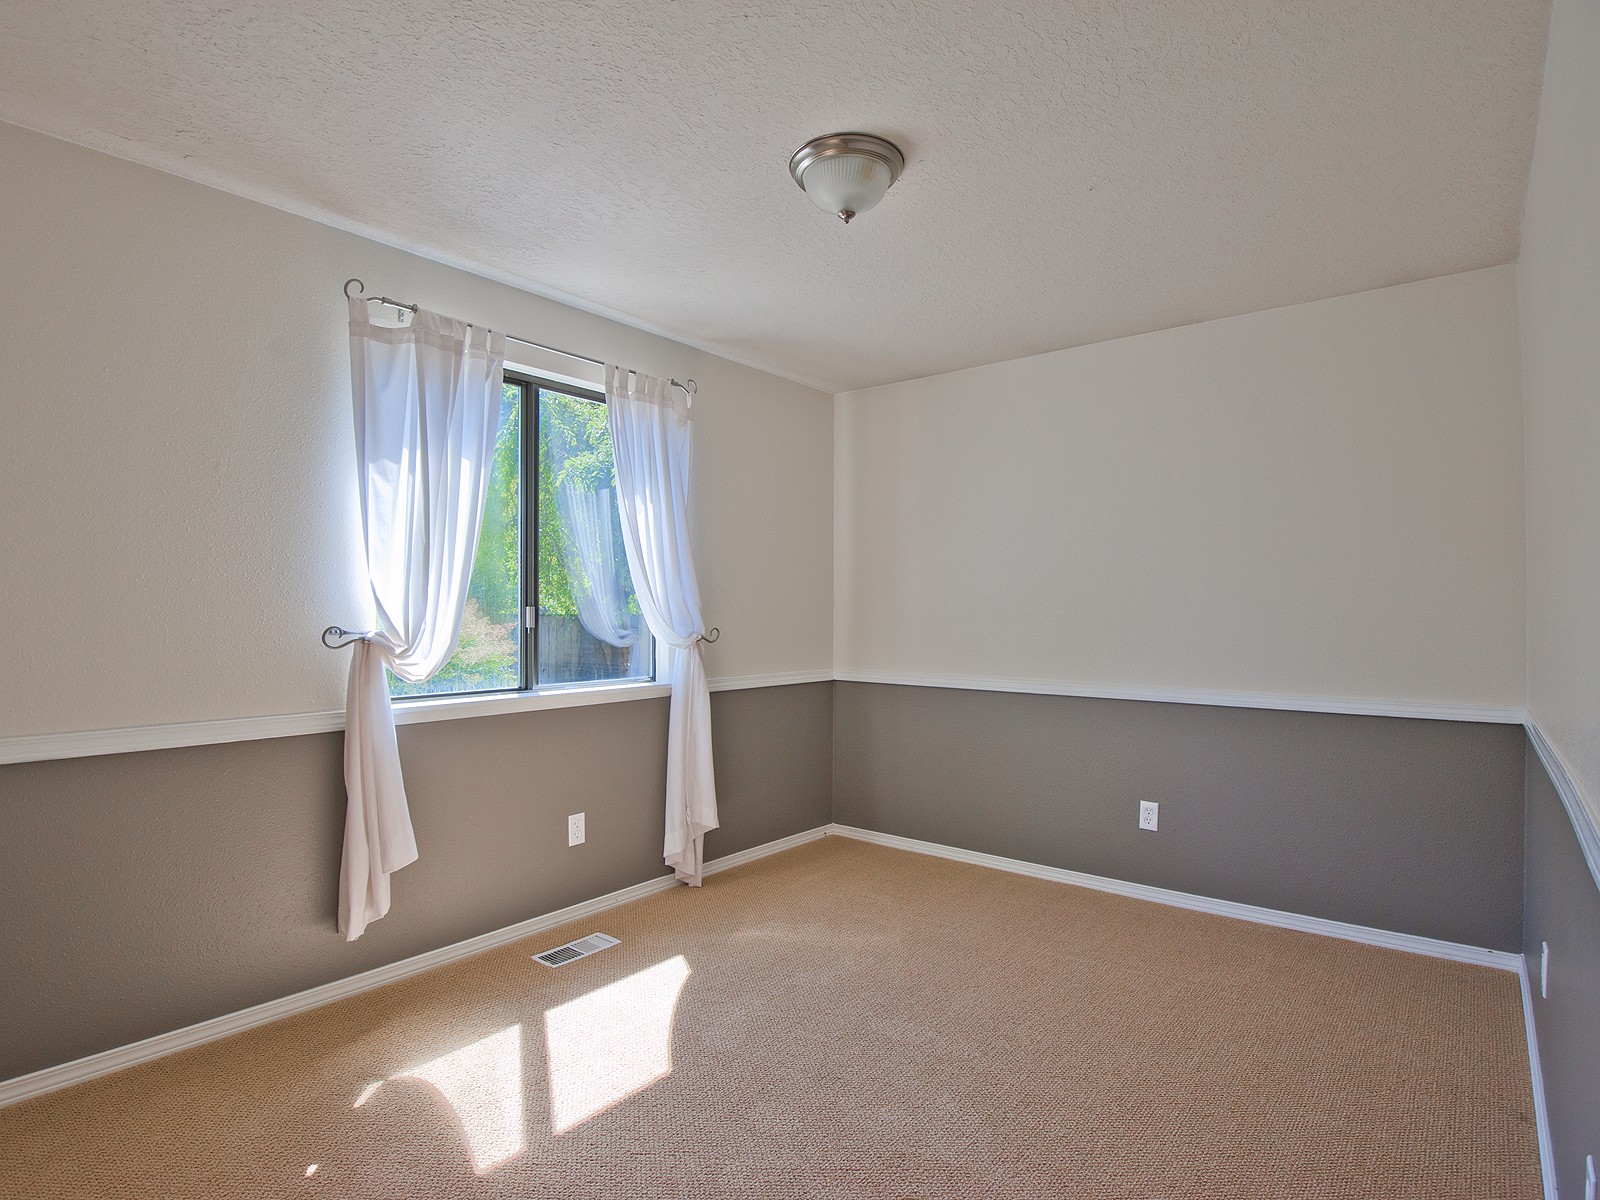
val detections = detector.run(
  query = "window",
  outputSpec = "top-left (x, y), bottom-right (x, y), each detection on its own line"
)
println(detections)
top-left (389, 372), bottom-right (653, 699)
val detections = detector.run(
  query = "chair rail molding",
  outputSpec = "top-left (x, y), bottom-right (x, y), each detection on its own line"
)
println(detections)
top-left (1525, 718), bottom-right (1600, 894)
top-left (833, 669), bottom-right (1528, 724)
top-left (0, 671), bottom-right (835, 765)
top-left (0, 671), bottom-right (1542, 767)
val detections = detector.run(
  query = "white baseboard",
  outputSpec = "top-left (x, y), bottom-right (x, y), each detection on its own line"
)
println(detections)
top-left (0, 825), bottom-right (830, 1109)
top-left (0, 819), bottom-right (1535, 1112)
top-left (697, 826), bottom-right (830, 877)
top-left (824, 824), bottom-right (1520, 972)
top-left (1518, 956), bottom-right (1560, 1200)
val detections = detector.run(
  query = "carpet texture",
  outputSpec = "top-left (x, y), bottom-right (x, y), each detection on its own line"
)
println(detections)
top-left (0, 836), bottom-right (1541, 1198)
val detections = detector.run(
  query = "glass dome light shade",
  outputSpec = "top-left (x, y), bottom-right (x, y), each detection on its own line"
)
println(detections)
top-left (789, 133), bottom-right (905, 224)
top-left (799, 154), bottom-right (891, 222)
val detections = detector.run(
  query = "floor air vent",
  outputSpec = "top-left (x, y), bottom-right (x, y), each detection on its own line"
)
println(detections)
top-left (533, 932), bottom-right (619, 968)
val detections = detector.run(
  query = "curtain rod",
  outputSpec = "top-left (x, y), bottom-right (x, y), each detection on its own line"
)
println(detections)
top-left (343, 279), bottom-right (696, 401)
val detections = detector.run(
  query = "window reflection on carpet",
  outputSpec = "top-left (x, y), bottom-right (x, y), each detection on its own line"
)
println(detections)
top-left (355, 1024), bottom-right (525, 1174)
top-left (545, 955), bottom-right (692, 1134)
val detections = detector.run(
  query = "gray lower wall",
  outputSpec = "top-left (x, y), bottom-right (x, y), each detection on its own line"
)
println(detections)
top-left (833, 683), bottom-right (1526, 950)
top-left (1523, 743), bottom-right (1600, 1199)
top-left (0, 682), bottom-right (832, 1082)
top-left (4, 678), bottom-right (1565, 1109)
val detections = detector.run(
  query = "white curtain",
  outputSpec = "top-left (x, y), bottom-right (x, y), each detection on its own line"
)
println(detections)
top-left (548, 424), bottom-right (647, 672)
top-left (605, 365), bottom-right (718, 884)
top-left (342, 297), bottom-right (505, 939)
top-left (556, 485), bottom-right (649, 675)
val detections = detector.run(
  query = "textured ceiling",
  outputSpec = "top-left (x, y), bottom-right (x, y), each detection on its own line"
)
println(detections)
top-left (0, 0), bottom-right (1550, 392)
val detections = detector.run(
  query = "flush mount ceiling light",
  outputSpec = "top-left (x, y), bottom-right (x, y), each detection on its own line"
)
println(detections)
top-left (788, 132), bottom-right (905, 224)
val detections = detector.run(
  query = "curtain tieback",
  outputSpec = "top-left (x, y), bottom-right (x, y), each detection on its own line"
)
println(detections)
top-left (322, 626), bottom-right (404, 656)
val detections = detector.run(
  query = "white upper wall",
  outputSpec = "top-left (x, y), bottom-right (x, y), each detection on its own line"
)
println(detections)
top-left (835, 267), bottom-right (1526, 710)
top-left (1521, 0), bottom-right (1600, 808)
top-left (0, 123), bottom-right (834, 738)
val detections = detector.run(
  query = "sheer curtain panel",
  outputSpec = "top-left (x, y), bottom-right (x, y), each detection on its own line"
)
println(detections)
top-left (556, 484), bottom-right (649, 675)
top-left (605, 366), bottom-right (718, 884)
top-left (341, 297), bottom-right (505, 939)
top-left (547, 415), bottom-right (646, 669)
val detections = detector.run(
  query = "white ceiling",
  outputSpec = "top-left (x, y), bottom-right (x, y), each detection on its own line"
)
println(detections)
top-left (0, 0), bottom-right (1550, 392)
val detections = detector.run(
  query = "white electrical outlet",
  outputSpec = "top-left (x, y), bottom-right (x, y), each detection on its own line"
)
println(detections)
top-left (567, 812), bottom-right (586, 847)
top-left (1542, 941), bottom-right (1550, 999)
top-left (1138, 801), bottom-right (1159, 831)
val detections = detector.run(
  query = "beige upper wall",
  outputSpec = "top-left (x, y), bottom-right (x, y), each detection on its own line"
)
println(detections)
top-left (0, 123), bottom-right (834, 738)
top-left (1521, 0), bottom-right (1600, 810)
top-left (836, 267), bottom-right (1527, 708)
top-left (0, 115), bottom-right (1541, 738)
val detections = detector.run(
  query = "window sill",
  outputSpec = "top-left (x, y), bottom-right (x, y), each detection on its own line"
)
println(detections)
top-left (391, 680), bottom-right (671, 728)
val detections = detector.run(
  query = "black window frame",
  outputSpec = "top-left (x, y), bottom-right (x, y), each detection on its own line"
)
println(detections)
top-left (396, 368), bottom-right (655, 701)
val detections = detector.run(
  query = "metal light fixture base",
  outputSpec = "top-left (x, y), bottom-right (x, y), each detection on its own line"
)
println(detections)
top-left (788, 132), bottom-right (906, 224)
top-left (788, 132), bottom-right (906, 186)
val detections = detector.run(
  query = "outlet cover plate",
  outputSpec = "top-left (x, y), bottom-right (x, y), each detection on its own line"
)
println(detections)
top-left (568, 812), bottom-right (586, 847)
top-left (1139, 801), bottom-right (1159, 832)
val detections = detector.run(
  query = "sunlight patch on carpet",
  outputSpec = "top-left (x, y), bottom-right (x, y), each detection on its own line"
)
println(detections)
top-left (356, 1024), bottom-right (525, 1174)
top-left (545, 955), bottom-right (691, 1134)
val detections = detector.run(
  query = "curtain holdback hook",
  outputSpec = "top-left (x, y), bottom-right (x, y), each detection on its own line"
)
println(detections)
top-left (322, 625), bottom-right (374, 650)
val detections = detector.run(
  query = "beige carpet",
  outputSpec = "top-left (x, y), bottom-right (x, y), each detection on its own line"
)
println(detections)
top-left (0, 836), bottom-right (1541, 1198)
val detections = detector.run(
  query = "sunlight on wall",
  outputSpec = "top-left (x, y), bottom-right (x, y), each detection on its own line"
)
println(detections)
top-left (544, 955), bottom-right (692, 1134)
top-left (355, 1024), bottom-right (525, 1174)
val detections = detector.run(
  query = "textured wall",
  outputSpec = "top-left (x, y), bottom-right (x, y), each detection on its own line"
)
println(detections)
top-left (0, 123), bottom-right (834, 739)
top-left (0, 684), bottom-right (833, 1081)
top-left (832, 684), bottom-right (1526, 950)
top-left (1520, 0), bottom-right (1600, 836)
top-left (835, 268), bottom-right (1526, 710)
top-left (1523, 746), bottom-right (1600, 1200)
